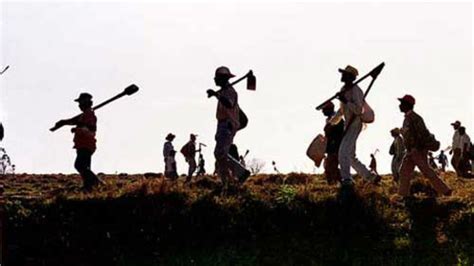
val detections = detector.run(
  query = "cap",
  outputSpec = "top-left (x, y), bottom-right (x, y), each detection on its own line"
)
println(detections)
top-left (338, 65), bottom-right (359, 77)
top-left (451, 120), bottom-right (461, 127)
top-left (74, 93), bottom-right (93, 102)
top-left (398, 94), bottom-right (416, 106)
top-left (215, 66), bottom-right (235, 78)
top-left (190, 133), bottom-right (198, 138)
top-left (321, 101), bottom-right (335, 110)
top-left (390, 128), bottom-right (400, 135)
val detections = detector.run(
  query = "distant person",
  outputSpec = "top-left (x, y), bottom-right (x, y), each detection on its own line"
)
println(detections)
top-left (181, 134), bottom-right (199, 183)
top-left (207, 66), bottom-right (241, 188)
top-left (239, 155), bottom-right (246, 168)
top-left (163, 133), bottom-right (176, 178)
top-left (53, 93), bottom-right (101, 191)
top-left (165, 150), bottom-right (178, 180)
top-left (450, 120), bottom-right (462, 176)
top-left (321, 101), bottom-right (344, 184)
top-left (389, 128), bottom-right (405, 182)
top-left (395, 95), bottom-right (451, 200)
top-left (436, 150), bottom-right (448, 172)
top-left (331, 65), bottom-right (380, 186)
top-left (369, 154), bottom-right (379, 176)
top-left (457, 126), bottom-right (472, 178)
top-left (428, 152), bottom-right (438, 170)
top-left (196, 154), bottom-right (206, 176)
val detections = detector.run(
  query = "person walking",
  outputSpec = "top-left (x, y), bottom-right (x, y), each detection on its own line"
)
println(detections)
top-left (369, 153), bottom-right (379, 176)
top-left (395, 95), bottom-right (452, 200)
top-left (457, 126), bottom-right (472, 178)
top-left (436, 150), bottom-right (448, 172)
top-left (181, 134), bottom-right (199, 183)
top-left (196, 153), bottom-right (206, 176)
top-left (450, 121), bottom-right (463, 176)
top-left (428, 152), bottom-right (438, 170)
top-left (331, 65), bottom-right (379, 186)
top-left (207, 66), bottom-right (241, 189)
top-left (389, 128), bottom-right (405, 182)
top-left (53, 93), bottom-right (101, 191)
top-left (321, 101), bottom-right (344, 184)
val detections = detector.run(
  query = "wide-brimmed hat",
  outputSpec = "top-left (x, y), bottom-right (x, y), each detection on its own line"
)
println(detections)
top-left (74, 93), bottom-right (93, 102)
top-left (215, 66), bottom-right (235, 78)
top-left (338, 65), bottom-right (359, 77)
top-left (398, 94), bottom-right (416, 106)
top-left (166, 133), bottom-right (176, 141)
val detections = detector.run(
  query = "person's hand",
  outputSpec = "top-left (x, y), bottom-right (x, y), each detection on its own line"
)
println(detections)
top-left (449, 150), bottom-right (453, 155)
top-left (336, 92), bottom-right (348, 103)
top-left (207, 89), bottom-right (217, 98)
top-left (54, 120), bottom-right (66, 128)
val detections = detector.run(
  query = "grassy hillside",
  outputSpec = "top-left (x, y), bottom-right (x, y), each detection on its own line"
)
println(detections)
top-left (2, 172), bottom-right (474, 266)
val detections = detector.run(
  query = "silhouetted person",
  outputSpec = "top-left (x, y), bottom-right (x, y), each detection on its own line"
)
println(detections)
top-left (196, 154), bottom-right (206, 176)
top-left (207, 66), bottom-right (240, 188)
top-left (331, 65), bottom-right (379, 186)
top-left (389, 128), bottom-right (405, 182)
top-left (53, 93), bottom-right (101, 191)
top-left (428, 152), bottom-right (438, 170)
top-left (163, 133), bottom-right (176, 178)
top-left (436, 150), bottom-right (448, 172)
top-left (181, 134), bottom-right (198, 183)
top-left (369, 154), bottom-right (379, 176)
top-left (457, 126), bottom-right (472, 178)
top-left (395, 95), bottom-right (451, 200)
top-left (450, 120), bottom-right (462, 176)
top-left (321, 101), bottom-right (344, 184)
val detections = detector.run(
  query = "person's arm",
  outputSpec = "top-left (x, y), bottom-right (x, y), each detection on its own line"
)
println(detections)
top-left (53, 116), bottom-right (80, 129)
top-left (207, 89), bottom-right (234, 108)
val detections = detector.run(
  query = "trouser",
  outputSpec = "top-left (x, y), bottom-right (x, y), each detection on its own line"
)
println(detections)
top-left (398, 149), bottom-right (451, 197)
top-left (324, 153), bottom-right (341, 184)
top-left (338, 119), bottom-right (372, 181)
top-left (74, 148), bottom-right (99, 188)
top-left (186, 157), bottom-right (197, 180)
top-left (391, 157), bottom-right (403, 182)
top-left (451, 149), bottom-right (462, 176)
top-left (214, 120), bottom-right (236, 185)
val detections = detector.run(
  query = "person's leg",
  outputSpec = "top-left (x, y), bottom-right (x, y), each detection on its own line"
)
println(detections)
top-left (398, 152), bottom-right (416, 197)
top-left (214, 121), bottom-right (234, 186)
top-left (391, 157), bottom-right (399, 182)
top-left (74, 149), bottom-right (90, 188)
top-left (413, 150), bottom-right (451, 196)
top-left (325, 153), bottom-right (339, 184)
top-left (187, 158), bottom-right (196, 181)
top-left (452, 149), bottom-right (462, 176)
top-left (338, 125), bottom-right (357, 183)
top-left (346, 121), bottom-right (373, 180)
top-left (82, 150), bottom-right (100, 187)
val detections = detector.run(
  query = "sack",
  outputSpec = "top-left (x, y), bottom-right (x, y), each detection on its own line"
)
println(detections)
top-left (306, 134), bottom-right (327, 167)
top-left (361, 101), bottom-right (375, 123)
top-left (425, 133), bottom-right (440, 152)
top-left (238, 107), bottom-right (248, 131)
top-left (180, 143), bottom-right (191, 158)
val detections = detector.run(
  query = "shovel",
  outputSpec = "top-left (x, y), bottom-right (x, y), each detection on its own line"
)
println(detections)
top-left (50, 84), bottom-right (139, 132)
top-left (230, 70), bottom-right (256, 91)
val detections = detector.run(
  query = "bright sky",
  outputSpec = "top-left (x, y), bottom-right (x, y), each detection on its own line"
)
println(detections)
top-left (0, 2), bottom-right (472, 174)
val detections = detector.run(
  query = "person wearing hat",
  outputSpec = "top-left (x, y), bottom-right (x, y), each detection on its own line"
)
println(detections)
top-left (436, 150), bottom-right (448, 172)
top-left (53, 92), bottom-right (101, 191)
top-left (321, 101), bottom-right (344, 184)
top-left (331, 65), bottom-right (379, 186)
top-left (389, 127), bottom-right (405, 182)
top-left (456, 126), bottom-right (473, 178)
top-left (180, 134), bottom-right (199, 183)
top-left (450, 120), bottom-right (463, 176)
top-left (163, 133), bottom-right (177, 178)
top-left (395, 94), bottom-right (451, 200)
top-left (207, 66), bottom-right (241, 188)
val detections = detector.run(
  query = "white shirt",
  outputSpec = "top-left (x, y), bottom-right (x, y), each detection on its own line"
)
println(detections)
top-left (452, 130), bottom-right (462, 150)
top-left (459, 134), bottom-right (471, 153)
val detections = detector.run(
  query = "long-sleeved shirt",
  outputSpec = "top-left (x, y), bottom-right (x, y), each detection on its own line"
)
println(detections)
top-left (73, 109), bottom-right (97, 152)
top-left (163, 141), bottom-right (174, 157)
top-left (401, 110), bottom-right (431, 151)
top-left (330, 84), bottom-right (364, 127)
top-left (390, 136), bottom-right (406, 160)
top-left (458, 134), bottom-right (471, 153)
top-left (452, 130), bottom-right (461, 150)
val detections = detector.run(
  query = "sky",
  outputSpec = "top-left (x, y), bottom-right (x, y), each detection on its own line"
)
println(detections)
top-left (0, 1), bottom-right (472, 174)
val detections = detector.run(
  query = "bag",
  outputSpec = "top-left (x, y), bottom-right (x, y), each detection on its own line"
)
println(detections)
top-left (361, 101), bottom-right (375, 123)
top-left (424, 133), bottom-right (440, 152)
top-left (180, 143), bottom-right (191, 158)
top-left (238, 107), bottom-right (248, 131)
top-left (306, 134), bottom-right (327, 167)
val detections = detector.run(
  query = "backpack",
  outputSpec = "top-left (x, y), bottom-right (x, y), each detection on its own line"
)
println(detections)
top-left (238, 107), bottom-right (248, 131)
top-left (424, 133), bottom-right (440, 152)
top-left (180, 143), bottom-right (191, 158)
top-left (361, 101), bottom-right (375, 123)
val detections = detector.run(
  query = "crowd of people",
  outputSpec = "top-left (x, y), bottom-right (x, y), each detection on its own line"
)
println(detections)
top-left (51, 64), bottom-right (472, 201)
